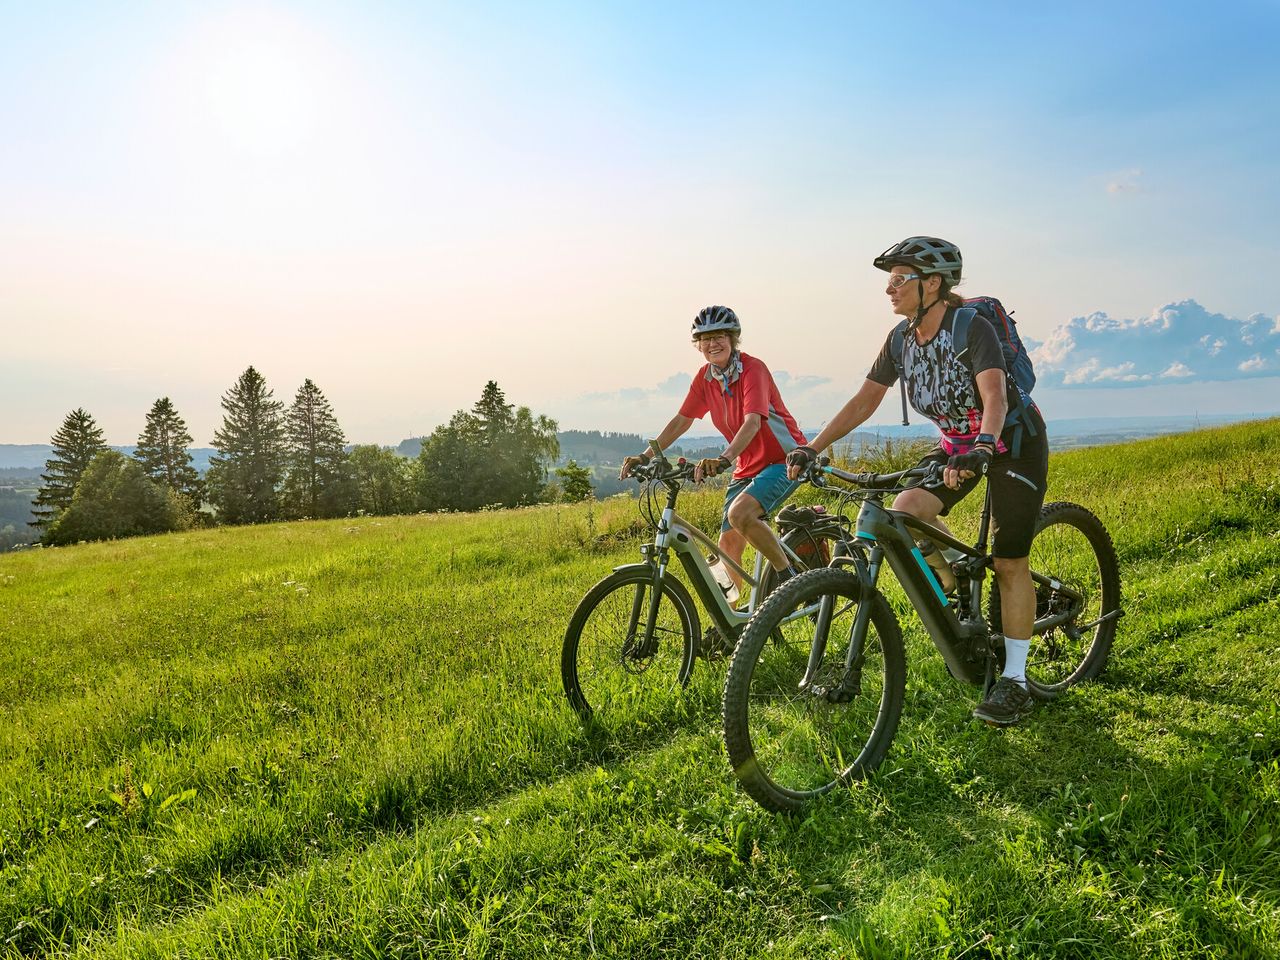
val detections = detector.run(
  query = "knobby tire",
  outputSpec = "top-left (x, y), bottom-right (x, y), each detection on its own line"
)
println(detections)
top-left (723, 567), bottom-right (906, 814)
top-left (989, 501), bottom-right (1121, 700)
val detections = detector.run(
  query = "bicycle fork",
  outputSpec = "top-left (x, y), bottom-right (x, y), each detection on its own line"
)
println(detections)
top-left (798, 544), bottom-right (877, 702)
top-left (623, 504), bottom-right (677, 665)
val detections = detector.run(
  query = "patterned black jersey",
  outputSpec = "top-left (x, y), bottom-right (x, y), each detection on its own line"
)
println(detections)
top-left (868, 308), bottom-right (1032, 454)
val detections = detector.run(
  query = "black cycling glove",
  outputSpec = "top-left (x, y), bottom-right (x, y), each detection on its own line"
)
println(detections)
top-left (786, 445), bottom-right (818, 472)
top-left (947, 446), bottom-right (992, 476)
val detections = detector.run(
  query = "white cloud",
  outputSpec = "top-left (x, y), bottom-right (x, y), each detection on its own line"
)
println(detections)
top-left (1063, 357), bottom-right (1100, 385)
top-left (1200, 334), bottom-right (1226, 355)
top-left (1241, 313), bottom-right (1271, 346)
top-left (1094, 361), bottom-right (1147, 382)
top-left (1036, 300), bottom-right (1280, 389)
top-left (1031, 327), bottom-right (1076, 366)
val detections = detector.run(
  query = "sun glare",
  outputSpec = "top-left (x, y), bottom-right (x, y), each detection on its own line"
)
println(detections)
top-left (204, 43), bottom-right (316, 155)
top-left (189, 10), bottom-right (333, 158)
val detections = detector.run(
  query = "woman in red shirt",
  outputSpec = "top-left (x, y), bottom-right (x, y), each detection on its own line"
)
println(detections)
top-left (621, 306), bottom-right (809, 599)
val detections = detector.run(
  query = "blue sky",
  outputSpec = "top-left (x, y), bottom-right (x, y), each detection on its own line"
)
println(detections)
top-left (2, 1), bottom-right (1278, 444)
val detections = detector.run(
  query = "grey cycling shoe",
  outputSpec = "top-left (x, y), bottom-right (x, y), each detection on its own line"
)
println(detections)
top-left (973, 676), bottom-right (1033, 726)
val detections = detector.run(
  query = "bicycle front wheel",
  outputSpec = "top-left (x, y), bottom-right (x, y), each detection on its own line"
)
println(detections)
top-left (722, 567), bottom-right (905, 813)
top-left (990, 501), bottom-right (1121, 700)
top-left (561, 567), bottom-right (699, 722)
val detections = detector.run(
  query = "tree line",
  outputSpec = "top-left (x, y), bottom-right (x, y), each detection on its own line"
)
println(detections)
top-left (31, 369), bottom-right (593, 546)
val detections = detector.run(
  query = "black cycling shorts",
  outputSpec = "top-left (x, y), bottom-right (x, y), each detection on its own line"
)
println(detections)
top-left (915, 435), bottom-right (1049, 559)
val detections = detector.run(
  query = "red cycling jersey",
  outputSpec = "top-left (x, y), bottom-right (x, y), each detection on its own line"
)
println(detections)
top-left (679, 352), bottom-right (808, 479)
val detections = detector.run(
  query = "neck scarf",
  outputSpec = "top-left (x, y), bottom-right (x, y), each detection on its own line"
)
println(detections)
top-left (705, 351), bottom-right (743, 395)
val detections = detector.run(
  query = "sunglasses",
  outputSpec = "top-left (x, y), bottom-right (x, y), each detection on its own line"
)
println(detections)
top-left (886, 273), bottom-right (921, 289)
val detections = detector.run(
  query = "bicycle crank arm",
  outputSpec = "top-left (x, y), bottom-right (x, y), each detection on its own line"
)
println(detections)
top-left (1072, 608), bottom-right (1125, 631)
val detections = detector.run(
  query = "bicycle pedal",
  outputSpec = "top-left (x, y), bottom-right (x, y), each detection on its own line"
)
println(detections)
top-left (698, 626), bottom-right (735, 661)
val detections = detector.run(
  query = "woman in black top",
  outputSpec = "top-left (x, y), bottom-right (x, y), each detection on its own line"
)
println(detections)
top-left (787, 237), bottom-right (1048, 726)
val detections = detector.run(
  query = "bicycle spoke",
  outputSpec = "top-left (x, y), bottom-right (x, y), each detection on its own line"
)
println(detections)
top-left (563, 570), bottom-right (696, 722)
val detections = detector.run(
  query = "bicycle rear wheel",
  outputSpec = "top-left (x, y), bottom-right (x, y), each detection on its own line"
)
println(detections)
top-left (722, 567), bottom-right (905, 813)
top-left (989, 501), bottom-right (1121, 700)
top-left (754, 520), bottom-right (845, 602)
top-left (561, 567), bottom-right (699, 722)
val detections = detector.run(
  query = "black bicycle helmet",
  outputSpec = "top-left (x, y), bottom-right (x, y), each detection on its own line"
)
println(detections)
top-left (873, 236), bottom-right (963, 286)
top-left (691, 305), bottom-right (741, 336)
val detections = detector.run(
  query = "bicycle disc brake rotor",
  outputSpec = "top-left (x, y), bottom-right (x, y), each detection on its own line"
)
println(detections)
top-left (619, 632), bottom-right (659, 674)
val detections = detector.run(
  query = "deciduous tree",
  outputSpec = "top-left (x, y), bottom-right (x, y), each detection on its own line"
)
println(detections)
top-left (43, 451), bottom-right (193, 545)
top-left (555, 460), bottom-right (595, 502)
top-left (348, 445), bottom-right (417, 515)
top-left (417, 410), bottom-right (484, 511)
top-left (417, 382), bottom-right (559, 511)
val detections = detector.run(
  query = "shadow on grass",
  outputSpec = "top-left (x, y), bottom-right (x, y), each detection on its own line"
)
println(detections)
top-left (741, 674), bottom-right (1280, 958)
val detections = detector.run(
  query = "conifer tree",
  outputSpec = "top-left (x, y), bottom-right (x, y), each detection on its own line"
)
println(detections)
top-left (206, 366), bottom-right (285, 524)
top-left (281, 378), bottom-right (353, 519)
top-left (469, 381), bottom-right (515, 507)
top-left (473, 380), bottom-right (515, 440)
top-left (134, 397), bottom-right (203, 504)
top-left (33, 408), bottom-right (107, 531)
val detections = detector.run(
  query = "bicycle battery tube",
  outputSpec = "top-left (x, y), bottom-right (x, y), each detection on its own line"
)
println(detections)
top-left (856, 503), bottom-right (985, 686)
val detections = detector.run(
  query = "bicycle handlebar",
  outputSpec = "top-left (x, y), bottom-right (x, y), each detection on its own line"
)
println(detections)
top-left (627, 457), bottom-right (696, 484)
top-left (805, 457), bottom-right (942, 491)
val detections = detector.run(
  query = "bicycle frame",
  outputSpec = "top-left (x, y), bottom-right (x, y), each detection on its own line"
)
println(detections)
top-left (853, 497), bottom-right (989, 685)
top-left (620, 448), bottom-right (815, 641)
top-left (839, 472), bottom-right (1094, 687)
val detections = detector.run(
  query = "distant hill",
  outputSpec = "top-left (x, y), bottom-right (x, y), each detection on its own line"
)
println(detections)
top-left (0, 446), bottom-right (219, 471)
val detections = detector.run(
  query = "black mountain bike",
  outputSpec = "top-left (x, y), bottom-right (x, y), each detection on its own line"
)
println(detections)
top-left (722, 459), bottom-right (1122, 812)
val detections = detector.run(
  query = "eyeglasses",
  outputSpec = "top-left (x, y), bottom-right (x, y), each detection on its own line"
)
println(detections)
top-left (697, 332), bottom-right (731, 343)
top-left (886, 273), bottom-right (921, 289)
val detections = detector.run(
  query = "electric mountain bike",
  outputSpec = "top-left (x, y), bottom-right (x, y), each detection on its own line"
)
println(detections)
top-left (722, 458), bottom-right (1122, 812)
top-left (561, 445), bottom-right (844, 723)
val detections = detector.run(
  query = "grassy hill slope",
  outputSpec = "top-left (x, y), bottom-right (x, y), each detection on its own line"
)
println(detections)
top-left (1, 420), bottom-right (1278, 959)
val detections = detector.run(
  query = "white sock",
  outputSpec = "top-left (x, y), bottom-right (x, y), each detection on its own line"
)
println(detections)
top-left (1002, 638), bottom-right (1030, 686)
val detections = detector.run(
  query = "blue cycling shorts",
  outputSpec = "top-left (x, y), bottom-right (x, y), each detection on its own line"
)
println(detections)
top-left (721, 463), bottom-right (799, 532)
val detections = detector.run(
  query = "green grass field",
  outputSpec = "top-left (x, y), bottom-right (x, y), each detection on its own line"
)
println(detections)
top-left (2, 420), bottom-right (1278, 959)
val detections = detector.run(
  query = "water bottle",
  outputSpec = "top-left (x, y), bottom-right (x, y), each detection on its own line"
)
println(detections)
top-left (916, 539), bottom-right (957, 595)
top-left (709, 556), bottom-right (741, 604)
